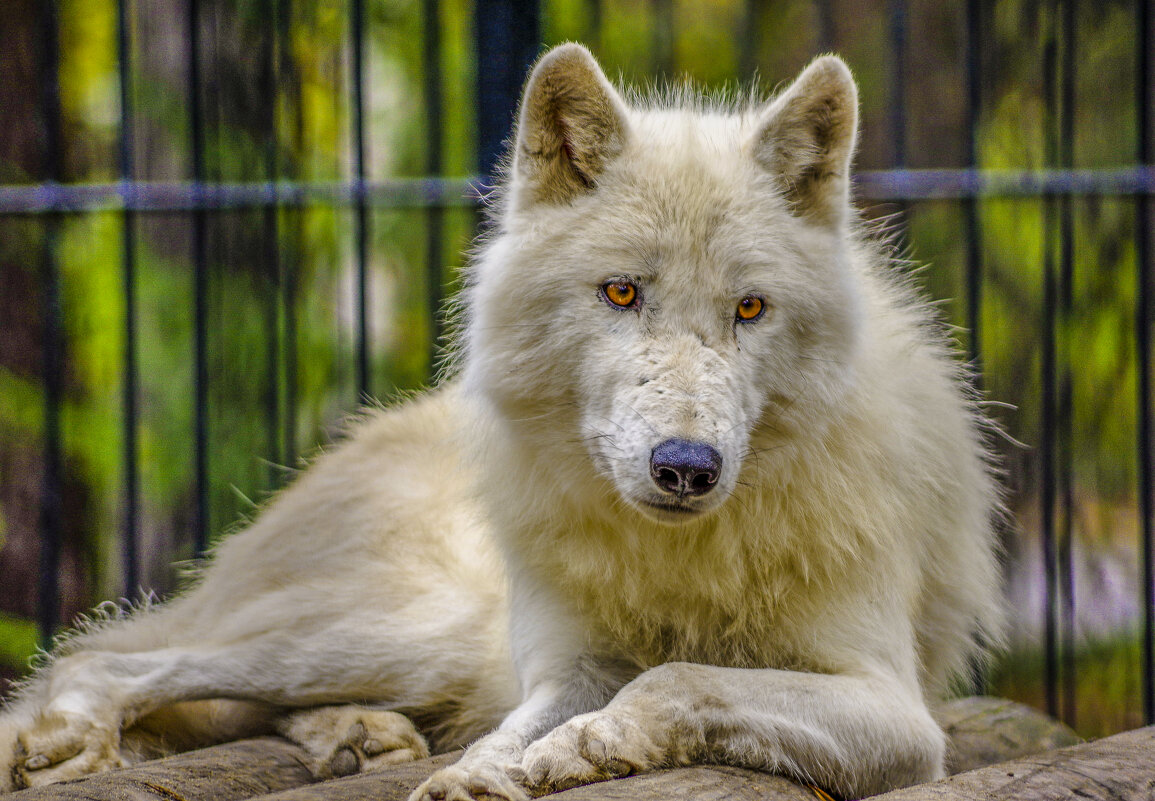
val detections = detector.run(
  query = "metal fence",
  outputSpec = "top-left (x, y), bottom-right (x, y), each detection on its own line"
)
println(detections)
top-left (0, 0), bottom-right (1151, 737)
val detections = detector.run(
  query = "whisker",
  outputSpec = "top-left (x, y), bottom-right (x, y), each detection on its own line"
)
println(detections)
top-left (506, 407), bottom-right (565, 423)
top-left (619, 402), bottom-right (658, 436)
top-left (583, 412), bottom-right (627, 433)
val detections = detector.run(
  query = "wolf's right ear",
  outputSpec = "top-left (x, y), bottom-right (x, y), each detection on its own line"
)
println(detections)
top-left (512, 43), bottom-right (629, 205)
top-left (748, 55), bottom-right (858, 228)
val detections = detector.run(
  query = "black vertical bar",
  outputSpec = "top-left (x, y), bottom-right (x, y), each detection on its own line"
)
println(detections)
top-left (889, 0), bottom-right (907, 170)
top-left (423, 0), bottom-right (445, 375)
top-left (351, 0), bottom-right (371, 401)
top-left (652, 0), bottom-right (674, 75)
top-left (262, 0), bottom-right (283, 478)
top-left (1040, 222), bottom-right (1061, 719)
top-left (816, 0), bottom-right (835, 53)
top-left (475, 0), bottom-right (541, 181)
top-left (282, 234), bottom-right (298, 468)
top-left (1057, 0), bottom-right (1077, 730)
top-left (1137, 0), bottom-right (1154, 727)
top-left (116, 0), bottom-right (140, 594)
top-left (964, 0), bottom-right (983, 371)
top-left (280, 0), bottom-right (298, 469)
top-left (963, 0), bottom-right (986, 696)
top-left (189, 0), bottom-right (210, 557)
top-left (587, 0), bottom-right (602, 53)
top-left (37, 0), bottom-right (64, 649)
top-left (738, 0), bottom-right (756, 79)
top-left (888, 0), bottom-right (909, 244)
top-left (1040, 0), bottom-right (1060, 720)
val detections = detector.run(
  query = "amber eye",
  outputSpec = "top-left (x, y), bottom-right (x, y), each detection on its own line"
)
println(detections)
top-left (601, 281), bottom-right (638, 309)
top-left (736, 295), bottom-right (765, 322)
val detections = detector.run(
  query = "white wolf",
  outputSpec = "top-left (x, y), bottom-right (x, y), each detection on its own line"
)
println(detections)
top-left (0, 44), bottom-right (1003, 800)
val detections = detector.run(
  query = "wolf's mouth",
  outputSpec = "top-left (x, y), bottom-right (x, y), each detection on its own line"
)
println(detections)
top-left (638, 497), bottom-right (706, 521)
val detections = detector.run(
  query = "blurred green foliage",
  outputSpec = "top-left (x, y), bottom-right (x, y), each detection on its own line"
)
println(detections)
top-left (0, 614), bottom-right (39, 676)
top-left (989, 631), bottom-right (1146, 739)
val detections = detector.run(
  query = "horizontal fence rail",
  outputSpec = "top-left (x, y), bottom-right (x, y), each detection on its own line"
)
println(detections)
top-left (0, 179), bottom-right (484, 214)
top-left (3, 167), bottom-right (1155, 216)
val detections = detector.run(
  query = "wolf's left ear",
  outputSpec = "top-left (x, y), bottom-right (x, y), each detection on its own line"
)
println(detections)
top-left (512, 43), bottom-right (629, 205)
top-left (749, 55), bottom-right (858, 227)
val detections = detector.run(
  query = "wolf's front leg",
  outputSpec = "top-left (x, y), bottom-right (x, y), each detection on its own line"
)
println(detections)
top-left (410, 576), bottom-right (620, 801)
top-left (409, 683), bottom-right (588, 801)
top-left (520, 661), bottom-right (945, 800)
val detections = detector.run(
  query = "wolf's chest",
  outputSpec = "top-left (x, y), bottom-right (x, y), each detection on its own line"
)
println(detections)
top-left (567, 557), bottom-right (806, 671)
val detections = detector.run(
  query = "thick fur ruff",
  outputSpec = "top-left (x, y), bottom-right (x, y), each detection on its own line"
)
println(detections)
top-left (1, 45), bottom-right (1002, 801)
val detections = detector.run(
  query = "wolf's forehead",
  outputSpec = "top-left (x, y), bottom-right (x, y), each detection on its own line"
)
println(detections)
top-left (554, 106), bottom-right (793, 286)
top-left (613, 109), bottom-right (777, 216)
top-left (627, 108), bottom-right (752, 174)
top-left (634, 104), bottom-right (753, 138)
top-left (597, 114), bottom-right (784, 260)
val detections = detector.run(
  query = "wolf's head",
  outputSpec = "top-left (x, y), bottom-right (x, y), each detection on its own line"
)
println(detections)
top-left (463, 44), bottom-right (865, 525)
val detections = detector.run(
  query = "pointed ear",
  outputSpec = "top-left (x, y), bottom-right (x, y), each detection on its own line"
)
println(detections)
top-left (748, 55), bottom-right (858, 227)
top-left (512, 43), bottom-right (630, 205)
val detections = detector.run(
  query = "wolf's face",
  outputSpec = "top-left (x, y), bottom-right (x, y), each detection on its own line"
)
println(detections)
top-left (465, 47), bottom-right (863, 524)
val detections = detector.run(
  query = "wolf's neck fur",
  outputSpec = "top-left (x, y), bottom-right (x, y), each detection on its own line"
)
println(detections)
top-left (474, 367), bottom-right (905, 675)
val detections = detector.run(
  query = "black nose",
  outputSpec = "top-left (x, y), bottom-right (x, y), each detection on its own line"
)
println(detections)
top-left (650, 438), bottom-right (723, 497)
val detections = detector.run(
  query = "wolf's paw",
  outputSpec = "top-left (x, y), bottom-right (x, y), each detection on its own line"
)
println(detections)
top-left (408, 763), bottom-right (529, 801)
top-left (520, 711), bottom-right (662, 793)
top-left (12, 711), bottom-right (125, 788)
top-left (278, 705), bottom-right (429, 779)
top-left (409, 729), bottom-right (529, 801)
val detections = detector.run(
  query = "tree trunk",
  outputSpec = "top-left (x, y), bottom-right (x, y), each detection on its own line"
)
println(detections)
top-left (874, 725), bottom-right (1154, 801)
top-left (4, 697), bottom-right (1100, 801)
top-left (6, 739), bottom-right (314, 801)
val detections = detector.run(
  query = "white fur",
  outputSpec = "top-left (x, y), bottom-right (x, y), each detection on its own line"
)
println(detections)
top-left (0, 45), bottom-right (1002, 800)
